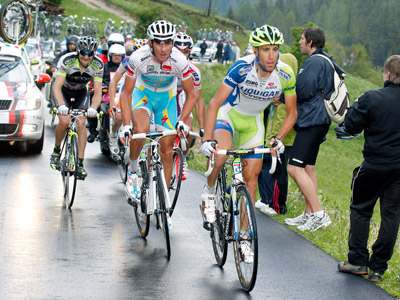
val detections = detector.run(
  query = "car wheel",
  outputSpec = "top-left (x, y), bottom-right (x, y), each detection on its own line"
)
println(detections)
top-left (26, 125), bottom-right (44, 154)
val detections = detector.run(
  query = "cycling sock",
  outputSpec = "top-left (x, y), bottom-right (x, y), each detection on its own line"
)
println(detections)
top-left (110, 130), bottom-right (118, 138)
top-left (53, 145), bottom-right (61, 154)
top-left (314, 210), bottom-right (325, 218)
top-left (78, 158), bottom-right (84, 168)
top-left (129, 159), bottom-right (138, 173)
top-left (205, 184), bottom-right (216, 194)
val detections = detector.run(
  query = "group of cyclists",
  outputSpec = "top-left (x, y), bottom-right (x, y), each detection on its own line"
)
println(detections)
top-left (48, 20), bottom-right (291, 263)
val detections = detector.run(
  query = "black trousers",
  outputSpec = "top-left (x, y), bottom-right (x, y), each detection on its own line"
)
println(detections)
top-left (258, 147), bottom-right (292, 214)
top-left (348, 165), bottom-right (400, 273)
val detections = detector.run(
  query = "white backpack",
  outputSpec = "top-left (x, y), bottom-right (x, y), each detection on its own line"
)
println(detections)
top-left (315, 54), bottom-right (349, 124)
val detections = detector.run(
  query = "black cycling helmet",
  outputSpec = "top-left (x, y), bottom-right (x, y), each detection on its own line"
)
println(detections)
top-left (66, 35), bottom-right (79, 45)
top-left (77, 36), bottom-right (98, 52)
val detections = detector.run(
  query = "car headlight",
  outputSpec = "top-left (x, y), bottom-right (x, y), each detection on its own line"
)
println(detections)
top-left (22, 124), bottom-right (38, 133)
top-left (15, 96), bottom-right (41, 110)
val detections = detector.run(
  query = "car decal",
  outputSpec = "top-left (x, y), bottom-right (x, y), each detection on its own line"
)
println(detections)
top-left (5, 82), bottom-right (25, 137)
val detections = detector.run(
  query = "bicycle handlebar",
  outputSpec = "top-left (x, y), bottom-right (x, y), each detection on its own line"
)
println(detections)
top-left (130, 130), bottom-right (200, 141)
top-left (204, 148), bottom-right (277, 177)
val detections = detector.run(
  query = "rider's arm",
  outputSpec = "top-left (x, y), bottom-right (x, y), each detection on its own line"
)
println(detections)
top-left (202, 82), bottom-right (233, 142)
top-left (109, 71), bottom-right (124, 108)
top-left (273, 93), bottom-right (297, 141)
top-left (91, 78), bottom-right (103, 110)
top-left (52, 74), bottom-right (66, 106)
top-left (194, 88), bottom-right (206, 129)
top-left (179, 77), bottom-right (195, 124)
top-left (120, 76), bottom-right (136, 127)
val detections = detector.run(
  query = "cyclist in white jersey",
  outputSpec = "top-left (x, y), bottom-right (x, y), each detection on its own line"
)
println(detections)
top-left (201, 25), bottom-right (297, 224)
top-left (174, 32), bottom-right (206, 180)
top-left (119, 20), bottom-right (195, 199)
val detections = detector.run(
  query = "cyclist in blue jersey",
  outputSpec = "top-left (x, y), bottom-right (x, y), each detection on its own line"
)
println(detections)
top-left (119, 20), bottom-right (195, 199)
top-left (201, 25), bottom-right (297, 224)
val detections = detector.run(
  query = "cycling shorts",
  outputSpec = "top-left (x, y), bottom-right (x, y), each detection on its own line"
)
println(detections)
top-left (61, 86), bottom-right (90, 110)
top-left (214, 103), bottom-right (264, 159)
top-left (132, 85), bottom-right (177, 131)
top-left (288, 124), bottom-right (330, 167)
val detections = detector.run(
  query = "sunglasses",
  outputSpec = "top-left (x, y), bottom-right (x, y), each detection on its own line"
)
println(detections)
top-left (153, 39), bottom-right (173, 45)
top-left (79, 50), bottom-right (94, 57)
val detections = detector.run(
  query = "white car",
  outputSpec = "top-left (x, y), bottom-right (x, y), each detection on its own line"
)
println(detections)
top-left (190, 40), bottom-right (218, 62)
top-left (0, 42), bottom-right (51, 153)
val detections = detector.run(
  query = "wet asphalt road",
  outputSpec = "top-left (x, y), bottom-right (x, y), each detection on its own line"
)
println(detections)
top-left (0, 117), bottom-right (395, 300)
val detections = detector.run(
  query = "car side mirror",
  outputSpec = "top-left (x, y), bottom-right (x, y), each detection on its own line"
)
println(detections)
top-left (31, 59), bottom-right (40, 65)
top-left (35, 73), bottom-right (51, 83)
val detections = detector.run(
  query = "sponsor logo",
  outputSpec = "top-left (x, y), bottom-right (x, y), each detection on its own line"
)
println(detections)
top-left (141, 54), bottom-right (151, 62)
top-left (268, 82), bottom-right (274, 86)
top-left (92, 57), bottom-right (103, 69)
top-left (147, 65), bottom-right (154, 72)
top-left (245, 80), bottom-right (258, 87)
top-left (162, 65), bottom-right (172, 71)
top-left (170, 57), bottom-right (177, 63)
top-left (241, 87), bottom-right (280, 99)
top-left (238, 65), bottom-right (252, 76)
top-left (225, 76), bottom-right (237, 85)
top-left (278, 69), bottom-right (291, 82)
top-left (192, 72), bottom-right (200, 83)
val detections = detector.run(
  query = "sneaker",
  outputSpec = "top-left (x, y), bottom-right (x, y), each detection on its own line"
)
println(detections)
top-left (260, 205), bottom-right (278, 216)
top-left (297, 212), bottom-right (332, 231)
top-left (368, 270), bottom-right (383, 282)
top-left (109, 136), bottom-right (119, 156)
top-left (50, 152), bottom-right (61, 170)
top-left (202, 186), bottom-right (216, 223)
top-left (338, 261), bottom-right (368, 275)
top-left (126, 172), bottom-right (140, 199)
top-left (255, 199), bottom-right (268, 209)
top-left (239, 240), bottom-right (254, 264)
top-left (75, 166), bottom-right (87, 180)
top-left (284, 211), bottom-right (309, 226)
top-left (182, 160), bottom-right (188, 181)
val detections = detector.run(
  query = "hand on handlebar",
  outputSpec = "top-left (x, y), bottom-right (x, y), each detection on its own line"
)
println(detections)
top-left (108, 106), bottom-right (117, 118)
top-left (201, 140), bottom-right (218, 158)
top-left (119, 125), bottom-right (132, 145)
top-left (270, 136), bottom-right (285, 163)
top-left (57, 104), bottom-right (69, 115)
top-left (87, 107), bottom-right (98, 117)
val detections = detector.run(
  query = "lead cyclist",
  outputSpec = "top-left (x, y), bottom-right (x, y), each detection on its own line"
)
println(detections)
top-left (119, 20), bottom-right (195, 200)
top-left (201, 25), bottom-right (297, 223)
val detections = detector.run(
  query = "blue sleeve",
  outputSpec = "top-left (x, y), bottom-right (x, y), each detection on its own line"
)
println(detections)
top-left (223, 60), bottom-right (250, 88)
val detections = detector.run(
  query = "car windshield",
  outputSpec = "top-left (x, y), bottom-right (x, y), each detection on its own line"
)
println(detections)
top-left (25, 43), bottom-right (40, 57)
top-left (40, 42), bottom-right (52, 52)
top-left (0, 56), bottom-right (31, 83)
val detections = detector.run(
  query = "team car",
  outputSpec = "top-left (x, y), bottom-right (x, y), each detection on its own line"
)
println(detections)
top-left (0, 42), bottom-right (51, 153)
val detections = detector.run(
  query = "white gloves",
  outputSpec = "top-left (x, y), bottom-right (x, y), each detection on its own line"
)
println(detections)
top-left (176, 120), bottom-right (190, 135)
top-left (57, 104), bottom-right (69, 115)
top-left (87, 107), bottom-right (98, 117)
top-left (201, 140), bottom-right (217, 158)
top-left (119, 125), bottom-right (132, 139)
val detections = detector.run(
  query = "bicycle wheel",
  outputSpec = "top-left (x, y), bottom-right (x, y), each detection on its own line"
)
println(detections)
top-left (133, 160), bottom-right (150, 237)
top-left (0, 0), bottom-right (33, 44)
top-left (232, 185), bottom-right (258, 292)
top-left (210, 168), bottom-right (228, 267)
top-left (168, 147), bottom-right (183, 216)
top-left (155, 164), bottom-right (171, 259)
top-left (62, 134), bottom-right (78, 209)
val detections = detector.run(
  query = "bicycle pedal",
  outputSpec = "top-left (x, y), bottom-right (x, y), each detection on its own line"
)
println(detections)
top-left (203, 221), bottom-right (211, 231)
top-left (127, 198), bottom-right (136, 207)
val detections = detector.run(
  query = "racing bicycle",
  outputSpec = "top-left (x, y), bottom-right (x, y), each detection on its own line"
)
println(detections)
top-left (57, 109), bottom-right (89, 209)
top-left (202, 148), bottom-right (277, 292)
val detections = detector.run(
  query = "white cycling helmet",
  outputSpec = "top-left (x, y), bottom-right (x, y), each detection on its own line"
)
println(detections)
top-left (107, 33), bottom-right (125, 48)
top-left (147, 20), bottom-right (176, 41)
top-left (174, 32), bottom-right (193, 51)
top-left (108, 44), bottom-right (126, 60)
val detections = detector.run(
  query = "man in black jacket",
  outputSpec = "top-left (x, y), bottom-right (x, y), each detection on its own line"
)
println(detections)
top-left (338, 55), bottom-right (400, 283)
top-left (285, 26), bottom-right (343, 231)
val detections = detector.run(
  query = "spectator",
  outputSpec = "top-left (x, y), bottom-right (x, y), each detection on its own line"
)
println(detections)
top-left (200, 38), bottom-right (208, 64)
top-left (231, 41), bottom-right (241, 61)
top-left (257, 53), bottom-right (298, 215)
top-left (223, 41), bottom-right (232, 65)
top-left (216, 39), bottom-right (224, 64)
top-left (100, 36), bottom-right (108, 52)
top-left (338, 55), bottom-right (400, 283)
top-left (285, 26), bottom-right (343, 231)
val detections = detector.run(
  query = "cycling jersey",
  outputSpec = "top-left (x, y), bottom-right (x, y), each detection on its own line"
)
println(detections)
top-left (126, 46), bottom-right (192, 131)
top-left (125, 46), bottom-right (192, 93)
top-left (57, 52), bottom-right (104, 90)
top-left (222, 55), bottom-right (296, 115)
top-left (177, 60), bottom-right (201, 116)
top-left (215, 56), bottom-right (296, 158)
